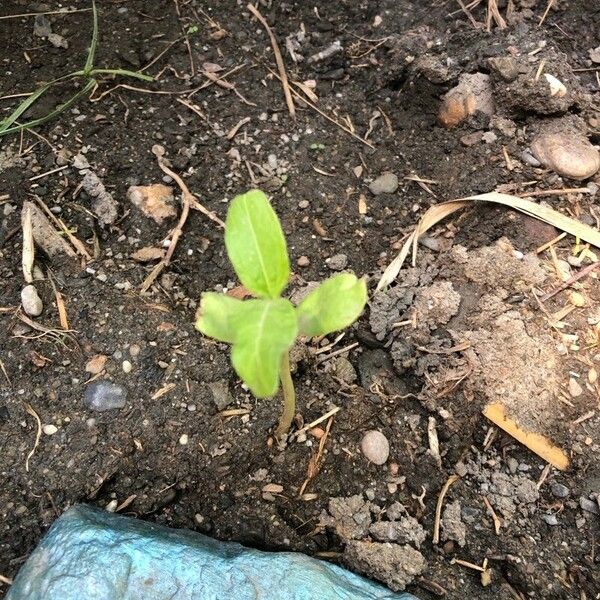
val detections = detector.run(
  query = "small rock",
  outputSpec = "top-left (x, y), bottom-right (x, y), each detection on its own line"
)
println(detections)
top-left (361, 430), bottom-right (389, 465)
top-left (521, 150), bottom-right (541, 167)
top-left (544, 74), bottom-right (566, 98)
top-left (47, 33), bottom-right (68, 49)
top-left (460, 132), bottom-right (483, 146)
top-left (179, 433), bottom-right (189, 445)
top-left (297, 256), bottom-right (310, 267)
top-left (369, 516), bottom-right (426, 548)
top-left (441, 500), bottom-right (466, 547)
top-left (325, 254), bottom-right (348, 271)
top-left (33, 15), bottom-right (52, 38)
top-left (42, 424), bottom-right (58, 436)
top-left (589, 47), bottom-right (600, 64)
top-left (550, 482), bottom-right (570, 499)
top-left (127, 184), bottom-right (176, 224)
top-left (482, 131), bottom-right (498, 144)
top-left (531, 132), bottom-right (600, 180)
top-left (209, 380), bottom-right (233, 410)
top-left (369, 173), bottom-right (398, 195)
top-left (85, 354), bottom-right (108, 374)
top-left (542, 514), bottom-right (558, 526)
top-left (568, 377), bottom-right (583, 398)
top-left (488, 56), bottom-right (519, 82)
top-left (439, 73), bottom-right (494, 128)
top-left (72, 153), bottom-right (90, 170)
top-left (21, 285), bottom-right (43, 317)
top-left (580, 497), bottom-right (600, 515)
top-left (330, 356), bottom-right (357, 384)
top-left (122, 360), bottom-right (132, 373)
top-left (84, 380), bottom-right (128, 412)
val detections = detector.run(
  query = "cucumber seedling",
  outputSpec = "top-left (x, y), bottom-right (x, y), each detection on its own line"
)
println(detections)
top-left (196, 190), bottom-right (367, 439)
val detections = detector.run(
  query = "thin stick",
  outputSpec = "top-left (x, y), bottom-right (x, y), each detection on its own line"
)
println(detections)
top-left (0, 8), bottom-right (91, 20)
top-left (22, 205), bottom-right (34, 283)
top-left (141, 146), bottom-right (224, 292)
top-left (294, 406), bottom-right (341, 438)
top-left (433, 474), bottom-right (460, 544)
top-left (541, 260), bottom-right (600, 302)
top-left (247, 3), bottom-right (295, 117)
top-left (0, 574), bottom-right (13, 585)
top-left (538, 0), bottom-right (555, 26)
top-left (24, 402), bottom-right (42, 472)
top-left (483, 496), bottom-right (502, 534)
top-left (521, 187), bottom-right (590, 198)
top-left (316, 342), bottom-right (359, 364)
top-left (269, 67), bottom-right (374, 149)
top-left (275, 351), bottom-right (296, 439)
top-left (28, 165), bottom-right (68, 181)
top-left (456, 0), bottom-right (481, 27)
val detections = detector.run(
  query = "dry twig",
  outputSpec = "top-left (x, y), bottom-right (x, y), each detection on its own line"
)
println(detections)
top-left (24, 402), bottom-right (42, 472)
top-left (247, 3), bottom-right (295, 117)
top-left (433, 474), bottom-right (460, 544)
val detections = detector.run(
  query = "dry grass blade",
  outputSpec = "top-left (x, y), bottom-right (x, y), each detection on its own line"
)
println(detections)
top-left (22, 204), bottom-right (34, 283)
top-left (48, 273), bottom-right (69, 330)
top-left (24, 402), bottom-right (42, 472)
top-left (433, 474), bottom-right (460, 544)
top-left (378, 192), bottom-right (600, 290)
top-left (246, 3), bottom-right (295, 117)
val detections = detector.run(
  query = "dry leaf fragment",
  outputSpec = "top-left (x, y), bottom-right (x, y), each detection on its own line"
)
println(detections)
top-left (226, 285), bottom-right (252, 299)
top-left (132, 247), bottom-right (166, 262)
top-left (86, 354), bottom-right (108, 374)
top-left (262, 483), bottom-right (284, 494)
top-left (127, 184), bottom-right (176, 224)
top-left (358, 194), bottom-right (368, 215)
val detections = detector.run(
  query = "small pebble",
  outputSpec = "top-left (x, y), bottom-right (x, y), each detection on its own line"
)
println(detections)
top-left (521, 150), bottom-right (541, 167)
top-left (369, 172), bottom-right (399, 195)
top-left (122, 360), bottom-right (133, 373)
top-left (129, 344), bottom-right (140, 357)
top-left (568, 377), bottom-right (583, 398)
top-left (550, 482), bottom-right (570, 498)
top-left (21, 285), bottom-right (43, 317)
top-left (297, 256), bottom-right (310, 267)
top-left (360, 430), bottom-right (390, 465)
top-left (42, 424), bottom-right (58, 436)
top-left (365, 489), bottom-right (376, 501)
top-left (84, 380), bottom-right (128, 412)
top-left (542, 514), bottom-right (558, 526)
top-left (298, 200), bottom-right (310, 209)
top-left (531, 132), bottom-right (600, 180)
top-left (179, 433), bottom-right (189, 445)
top-left (105, 499), bottom-right (118, 513)
top-left (325, 253), bottom-right (348, 271)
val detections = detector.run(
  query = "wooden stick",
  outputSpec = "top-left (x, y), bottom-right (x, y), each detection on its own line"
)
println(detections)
top-left (247, 3), bottom-right (295, 117)
top-left (540, 261), bottom-right (600, 302)
top-left (433, 474), bottom-right (460, 544)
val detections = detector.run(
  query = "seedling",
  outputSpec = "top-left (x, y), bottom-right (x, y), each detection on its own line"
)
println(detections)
top-left (196, 190), bottom-right (367, 438)
top-left (0, 0), bottom-right (152, 138)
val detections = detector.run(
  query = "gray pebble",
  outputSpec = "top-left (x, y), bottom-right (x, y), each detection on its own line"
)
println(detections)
top-left (33, 15), bottom-right (52, 38)
top-left (550, 482), bottom-right (570, 499)
top-left (360, 430), bottom-right (389, 465)
top-left (209, 380), bottom-right (233, 411)
top-left (326, 254), bottom-right (348, 271)
top-left (542, 514), bottom-right (558, 526)
top-left (521, 150), bottom-right (541, 167)
top-left (84, 380), bottom-right (128, 412)
top-left (365, 489), bottom-right (376, 501)
top-left (369, 172), bottom-right (399, 195)
top-left (580, 497), bottom-right (600, 515)
top-left (21, 285), bottom-right (43, 317)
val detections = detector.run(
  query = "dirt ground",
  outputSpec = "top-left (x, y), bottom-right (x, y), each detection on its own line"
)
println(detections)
top-left (1, 0), bottom-right (600, 598)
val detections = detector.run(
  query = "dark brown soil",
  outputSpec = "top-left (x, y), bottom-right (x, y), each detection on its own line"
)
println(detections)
top-left (1, 1), bottom-right (599, 598)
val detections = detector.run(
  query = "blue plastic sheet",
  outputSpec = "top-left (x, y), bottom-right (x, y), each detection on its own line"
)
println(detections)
top-left (7, 505), bottom-right (420, 600)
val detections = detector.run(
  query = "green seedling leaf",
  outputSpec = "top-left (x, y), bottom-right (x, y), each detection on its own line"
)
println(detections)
top-left (224, 190), bottom-right (290, 299)
top-left (195, 292), bottom-right (244, 344)
top-left (230, 299), bottom-right (297, 397)
top-left (296, 273), bottom-right (367, 337)
top-left (84, 0), bottom-right (99, 75)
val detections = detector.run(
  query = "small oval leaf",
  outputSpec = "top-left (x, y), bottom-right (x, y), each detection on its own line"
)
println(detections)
top-left (296, 274), bottom-right (367, 337)
top-left (195, 292), bottom-right (245, 344)
top-left (225, 190), bottom-right (290, 299)
top-left (230, 299), bottom-right (297, 397)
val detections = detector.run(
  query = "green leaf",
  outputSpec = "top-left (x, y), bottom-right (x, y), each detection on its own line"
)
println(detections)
top-left (195, 292), bottom-right (244, 344)
top-left (230, 299), bottom-right (297, 398)
top-left (296, 273), bottom-right (367, 337)
top-left (224, 190), bottom-right (290, 299)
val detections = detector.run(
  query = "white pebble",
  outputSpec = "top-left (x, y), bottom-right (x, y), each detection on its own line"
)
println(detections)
top-left (21, 285), bottom-right (43, 317)
top-left (360, 430), bottom-right (390, 465)
top-left (122, 360), bottom-right (132, 373)
top-left (179, 433), bottom-right (189, 445)
top-left (42, 424), bottom-right (58, 435)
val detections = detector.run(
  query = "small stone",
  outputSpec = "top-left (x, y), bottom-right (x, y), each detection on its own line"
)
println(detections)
top-left (438, 72), bottom-right (494, 128)
top-left (589, 47), bottom-right (600, 64)
top-left (542, 514), bottom-right (558, 526)
top-left (84, 380), bottom-right (128, 412)
top-left (72, 153), bottom-right (90, 170)
top-left (21, 285), bottom-right (43, 317)
top-left (488, 56), bottom-right (519, 82)
top-left (179, 433), bottom-right (189, 445)
top-left (580, 497), bottom-right (600, 515)
top-left (360, 430), bottom-right (389, 465)
top-left (42, 424), bottom-right (58, 436)
top-left (85, 355), bottom-right (107, 374)
top-left (297, 256), bottom-right (310, 267)
top-left (208, 380), bottom-right (233, 410)
top-left (531, 132), bottom-right (600, 180)
top-left (482, 131), bottom-right (498, 144)
top-left (521, 150), bottom-right (541, 167)
top-left (369, 172), bottom-right (398, 195)
top-left (365, 489), bottom-right (376, 501)
top-left (550, 482), bottom-right (570, 498)
top-left (326, 254), bottom-right (348, 271)
top-left (47, 33), bottom-right (68, 49)
top-left (543, 74), bottom-right (567, 98)
top-left (122, 360), bottom-right (132, 373)
top-left (330, 356), bottom-right (357, 384)
top-left (568, 377), bottom-right (583, 398)
top-left (129, 344), bottom-right (141, 357)
top-left (33, 15), bottom-right (52, 38)
top-left (127, 184), bottom-right (176, 224)
top-left (298, 200), bottom-right (310, 209)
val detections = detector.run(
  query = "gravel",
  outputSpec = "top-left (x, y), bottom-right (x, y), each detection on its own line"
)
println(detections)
top-left (360, 430), bottom-right (390, 465)
top-left (84, 380), bottom-right (128, 412)
top-left (368, 172), bottom-right (399, 195)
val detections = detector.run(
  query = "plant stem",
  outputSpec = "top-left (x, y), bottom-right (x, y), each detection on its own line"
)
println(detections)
top-left (275, 351), bottom-right (295, 439)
